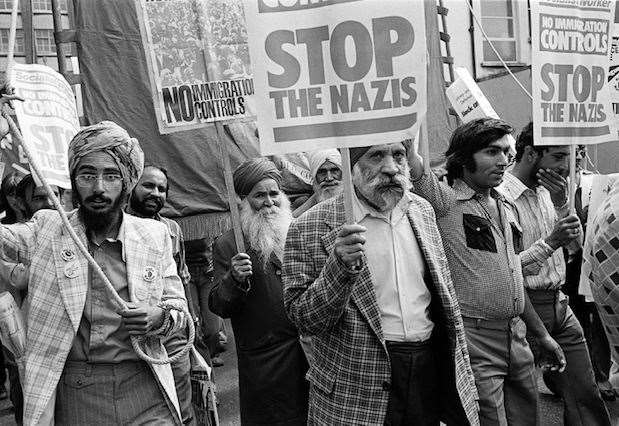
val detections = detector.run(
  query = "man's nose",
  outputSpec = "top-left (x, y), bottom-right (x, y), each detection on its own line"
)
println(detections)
top-left (264, 196), bottom-right (274, 207)
top-left (381, 157), bottom-right (398, 175)
top-left (92, 177), bottom-right (105, 193)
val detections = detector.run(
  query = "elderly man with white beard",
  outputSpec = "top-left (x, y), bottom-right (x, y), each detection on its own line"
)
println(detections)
top-left (293, 149), bottom-right (343, 218)
top-left (283, 142), bottom-right (478, 425)
top-left (209, 157), bottom-right (309, 426)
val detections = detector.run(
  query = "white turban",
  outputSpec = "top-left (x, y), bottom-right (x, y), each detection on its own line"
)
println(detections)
top-left (306, 149), bottom-right (342, 184)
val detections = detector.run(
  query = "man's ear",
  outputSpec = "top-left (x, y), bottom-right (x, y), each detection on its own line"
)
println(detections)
top-left (524, 145), bottom-right (539, 163)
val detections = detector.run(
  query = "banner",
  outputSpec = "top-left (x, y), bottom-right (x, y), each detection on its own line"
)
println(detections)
top-left (136, 0), bottom-right (255, 134)
top-left (10, 63), bottom-right (79, 189)
top-left (531, 0), bottom-right (618, 145)
top-left (245, 0), bottom-right (427, 155)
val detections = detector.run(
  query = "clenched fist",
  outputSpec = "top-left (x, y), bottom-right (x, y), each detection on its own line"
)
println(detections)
top-left (334, 224), bottom-right (367, 269)
top-left (231, 252), bottom-right (252, 283)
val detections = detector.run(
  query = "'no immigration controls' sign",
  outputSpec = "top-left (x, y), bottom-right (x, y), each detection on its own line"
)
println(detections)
top-left (531, 0), bottom-right (618, 145)
top-left (245, 0), bottom-right (428, 155)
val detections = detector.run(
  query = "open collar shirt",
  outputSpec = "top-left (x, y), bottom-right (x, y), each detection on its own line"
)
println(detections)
top-left (499, 172), bottom-right (566, 291)
top-left (68, 214), bottom-right (137, 362)
top-left (353, 191), bottom-right (434, 342)
top-left (413, 173), bottom-right (525, 320)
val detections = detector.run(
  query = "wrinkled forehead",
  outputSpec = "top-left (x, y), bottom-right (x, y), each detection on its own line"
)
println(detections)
top-left (318, 160), bottom-right (341, 172)
top-left (363, 142), bottom-right (406, 157)
top-left (75, 151), bottom-right (120, 173)
top-left (248, 178), bottom-right (281, 195)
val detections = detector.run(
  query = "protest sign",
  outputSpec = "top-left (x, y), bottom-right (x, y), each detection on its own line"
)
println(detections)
top-left (446, 67), bottom-right (500, 122)
top-left (244, 0), bottom-right (427, 155)
top-left (136, 0), bottom-right (255, 134)
top-left (10, 63), bottom-right (79, 189)
top-left (531, 0), bottom-right (618, 145)
top-left (446, 67), bottom-right (516, 152)
top-left (608, 7), bottom-right (619, 119)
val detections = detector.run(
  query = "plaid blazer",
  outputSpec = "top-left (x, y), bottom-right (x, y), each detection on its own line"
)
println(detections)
top-left (283, 194), bottom-right (479, 425)
top-left (0, 210), bottom-right (187, 425)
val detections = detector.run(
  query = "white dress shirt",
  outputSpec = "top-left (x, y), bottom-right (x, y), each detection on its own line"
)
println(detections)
top-left (353, 191), bottom-right (434, 342)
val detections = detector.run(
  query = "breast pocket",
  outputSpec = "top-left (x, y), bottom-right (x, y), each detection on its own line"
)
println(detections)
top-left (463, 214), bottom-right (497, 253)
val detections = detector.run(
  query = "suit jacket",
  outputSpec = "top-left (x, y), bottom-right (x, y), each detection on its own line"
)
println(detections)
top-left (0, 210), bottom-right (187, 425)
top-left (283, 193), bottom-right (479, 425)
top-left (210, 230), bottom-right (309, 425)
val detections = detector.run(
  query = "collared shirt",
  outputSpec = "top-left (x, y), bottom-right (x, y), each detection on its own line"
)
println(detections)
top-left (499, 172), bottom-right (566, 290)
top-left (414, 172), bottom-right (525, 320)
top-left (68, 216), bottom-right (137, 363)
top-left (353, 191), bottom-right (434, 342)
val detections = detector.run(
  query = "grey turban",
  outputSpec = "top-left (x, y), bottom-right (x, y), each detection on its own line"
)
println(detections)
top-left (68, 121), bottom-right (144, 192)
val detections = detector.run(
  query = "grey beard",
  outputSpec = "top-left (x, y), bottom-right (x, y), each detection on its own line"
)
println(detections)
top-left (239, 196), bottom-right (293, 266)
top-left (352, 162), bottom-right (412, 212)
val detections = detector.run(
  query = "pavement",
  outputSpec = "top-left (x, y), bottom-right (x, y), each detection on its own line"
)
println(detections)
top-left (2, 321), bottom-right (619, 425)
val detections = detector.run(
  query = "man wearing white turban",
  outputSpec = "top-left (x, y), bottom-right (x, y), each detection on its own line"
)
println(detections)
top-left (293, 149), bottom-right (343, 218)
top-left (0, 121), bottom-right (188, 425)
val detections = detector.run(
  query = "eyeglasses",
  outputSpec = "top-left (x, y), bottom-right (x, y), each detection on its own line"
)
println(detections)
top-left (75, 174), bottom-right (123, 188)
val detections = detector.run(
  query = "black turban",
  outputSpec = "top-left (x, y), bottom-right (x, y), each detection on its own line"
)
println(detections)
top-left (233, 158), bottom-right (282, 198)
top-left (348, 139), bottom-right (412, 167)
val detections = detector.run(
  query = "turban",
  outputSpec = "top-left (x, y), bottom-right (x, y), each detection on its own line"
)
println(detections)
top-left (68, 121), bottom-right (144, 192)
top-left (233, 157), bottom-right (282, 198)
top-left (306, 149), bottom-right (342, 184)
top-left (349, 139), bottom-right (412, 167)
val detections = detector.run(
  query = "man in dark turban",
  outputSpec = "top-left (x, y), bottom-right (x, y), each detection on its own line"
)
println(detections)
top-left (210, 157), bottom-right (309, 425)
top-left (0, 121), bottom-right (188, 424)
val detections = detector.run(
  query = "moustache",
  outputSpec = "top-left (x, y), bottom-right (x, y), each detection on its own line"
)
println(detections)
top-left (144, 195), bottom-right (164, 208)
top-left (375, 176), bottom-right (406, 191)
top-left (85, 195), bottom-right (112, 204)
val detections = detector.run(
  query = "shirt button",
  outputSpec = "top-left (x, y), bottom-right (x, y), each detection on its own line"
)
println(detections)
top-left (76, 379), bottom-right (83, 386)
top-left (382, 381), bottom-right (391, 391)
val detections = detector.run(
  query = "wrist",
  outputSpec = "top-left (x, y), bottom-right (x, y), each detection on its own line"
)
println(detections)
top-left (544, 236), bottom-right (559, 251)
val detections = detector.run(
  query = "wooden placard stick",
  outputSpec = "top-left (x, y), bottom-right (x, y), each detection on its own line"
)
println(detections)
top-left (419, 118), bottom-right (431, 174)
top-left (341, 147), bottom-right (355, 224)
top-left (568, 143), bottom-right (577, 213)
top-left (214, 122), bottom-right (245, 253)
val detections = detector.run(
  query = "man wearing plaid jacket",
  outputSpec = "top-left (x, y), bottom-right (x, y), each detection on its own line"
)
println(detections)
top-left (0, 122), bottom-right (188, 425)
top-left (283, 142), bottom-right (479, 425)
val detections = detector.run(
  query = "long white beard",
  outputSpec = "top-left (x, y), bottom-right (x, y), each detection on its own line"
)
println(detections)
top-left (239, 195), bottom-right (293, 266)
top-left (352, 162), bottom-right (412, 212)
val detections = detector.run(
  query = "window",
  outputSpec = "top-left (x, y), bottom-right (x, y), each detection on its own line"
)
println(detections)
top-left (0, 0), bottom-right (19, 11)
top-left (35, 29), bottom-right (55, 54)
top-left (0, 28), bottom-right (25, 54)
top-left (32, 0), bottom-right (67, 12)
top-left (473, 0), bottom-right (530, 66)
top-left (32, 0), bottom-right (51, 11)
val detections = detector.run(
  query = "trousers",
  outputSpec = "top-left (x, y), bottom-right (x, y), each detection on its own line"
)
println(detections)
top-left (384, 338), bottom-right (439, 426)
top-left (527, 290), bottom-right (611, 426)
top-left (55, 360), bottom-right (176, 425)
top-left (464, 317), bottom-right (538, 426)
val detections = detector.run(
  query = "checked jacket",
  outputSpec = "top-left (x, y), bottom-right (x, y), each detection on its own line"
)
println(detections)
top-left (0, 210), bottom-right (187, 425)
top-left (283, 193), bottom-right (479, 425)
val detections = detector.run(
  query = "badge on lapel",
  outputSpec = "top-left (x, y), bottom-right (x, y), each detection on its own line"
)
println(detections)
top-left (143, 266), bottom-right (158, 282)
top-left (63, 261), bottom-right (79, 279)
top-left (61, 249), bottom-right (75, 262)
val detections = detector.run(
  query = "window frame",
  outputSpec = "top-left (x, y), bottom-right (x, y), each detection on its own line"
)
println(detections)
top-left (472, 0), bottom-right (531, 67)
top-left (34, 28), bottom-right (56, 55)
top-left (0, 28), bottom-right (25, 54)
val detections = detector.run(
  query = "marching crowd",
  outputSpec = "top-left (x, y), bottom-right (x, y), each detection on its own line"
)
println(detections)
top-left (0, 116), bottom-right (617, 426)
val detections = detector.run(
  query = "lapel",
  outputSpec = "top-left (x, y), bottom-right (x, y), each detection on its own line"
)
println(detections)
top-left (52, 211), bottom-right (89, 332)
top-left (123, 215), bottom-right (150, 303)
top-left (321, 196), bottom-right (384, 342)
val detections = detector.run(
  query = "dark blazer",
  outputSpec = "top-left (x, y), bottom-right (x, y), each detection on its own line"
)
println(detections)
top-left (283, 194), bottom-right (479, 425)
top-left (210, 230), bottom-right (309, 425)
